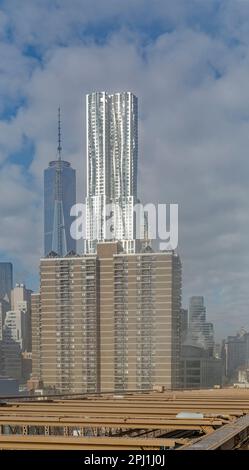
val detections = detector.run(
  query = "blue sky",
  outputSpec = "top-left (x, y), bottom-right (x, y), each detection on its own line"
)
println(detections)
top-left (0, 0), bottom-right (249, 338)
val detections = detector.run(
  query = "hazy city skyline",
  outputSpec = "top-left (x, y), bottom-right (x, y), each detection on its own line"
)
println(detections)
top-left (0, 1), bottom-right (249, 339)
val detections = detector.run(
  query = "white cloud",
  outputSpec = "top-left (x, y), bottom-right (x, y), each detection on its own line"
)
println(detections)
top-left (0, 0), bottom-right (211, 49)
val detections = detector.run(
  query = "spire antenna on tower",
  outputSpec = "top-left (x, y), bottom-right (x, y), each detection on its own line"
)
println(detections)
top-left (57, 106), bottom-right (62, 160)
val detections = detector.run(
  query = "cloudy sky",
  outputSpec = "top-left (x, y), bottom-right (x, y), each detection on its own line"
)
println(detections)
top-left (0, 0), bottom-right (249, 338)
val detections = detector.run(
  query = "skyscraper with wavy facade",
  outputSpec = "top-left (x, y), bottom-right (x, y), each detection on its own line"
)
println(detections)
top-left (85, 92), bottom-right (138, 254)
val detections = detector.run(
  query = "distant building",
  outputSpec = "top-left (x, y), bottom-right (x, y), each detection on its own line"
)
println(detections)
top-left (0, 283), bottom-right (32, 382)
top-left (44, 109), bottom-right (76, 257)
top-left (237, 367), bottom-right (249, 384)
top-left (0, 297), bottom-right (11, 338)
top-left (180, 345), bottom-right (222, 389)
top-left (0, 262), bottom-right (13, 300)
top-left (203, 322), bottom-right (214, 356)
top-left (222, 331), bottom-right (249, 380)
top-left (32, 243), bottom-right (182, 393)
top-left (0, 344), bottom-right (3, 376)
top-left (11, 283), bottom-right (32, 351)
top-left (188, 296), bottom-right (214, 356)
top-left (21, 352), bottom-right (32, 383)
top-left (180, 308), bottom-right (188, 343)
top-left (0, 377), bottom-right (18, 396)
top-left (1, 310), bottom-right (25, 380)
top-left (214, 343), bottom-right (222, 359)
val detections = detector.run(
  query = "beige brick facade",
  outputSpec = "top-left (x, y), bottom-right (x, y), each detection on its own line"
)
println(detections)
top-left (32, 243), bottom-right (181, 392)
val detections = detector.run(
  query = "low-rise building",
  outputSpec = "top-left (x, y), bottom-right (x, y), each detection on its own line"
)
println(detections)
top-left (180, 344), bottom-right (222, 389)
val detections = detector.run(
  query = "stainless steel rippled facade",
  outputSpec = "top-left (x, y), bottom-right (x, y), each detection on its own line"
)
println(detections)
top-left (85, 92), bottom-right (138, 254)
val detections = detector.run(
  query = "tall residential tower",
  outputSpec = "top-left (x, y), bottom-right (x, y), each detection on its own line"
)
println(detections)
top-left (31, 244), bottom-right (181, 393)
top-left (86, 92), bottom-right (138, 254)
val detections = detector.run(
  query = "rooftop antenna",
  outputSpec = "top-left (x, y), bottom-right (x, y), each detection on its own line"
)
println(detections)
top-left (57, 106), bottom-right (62, 161)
